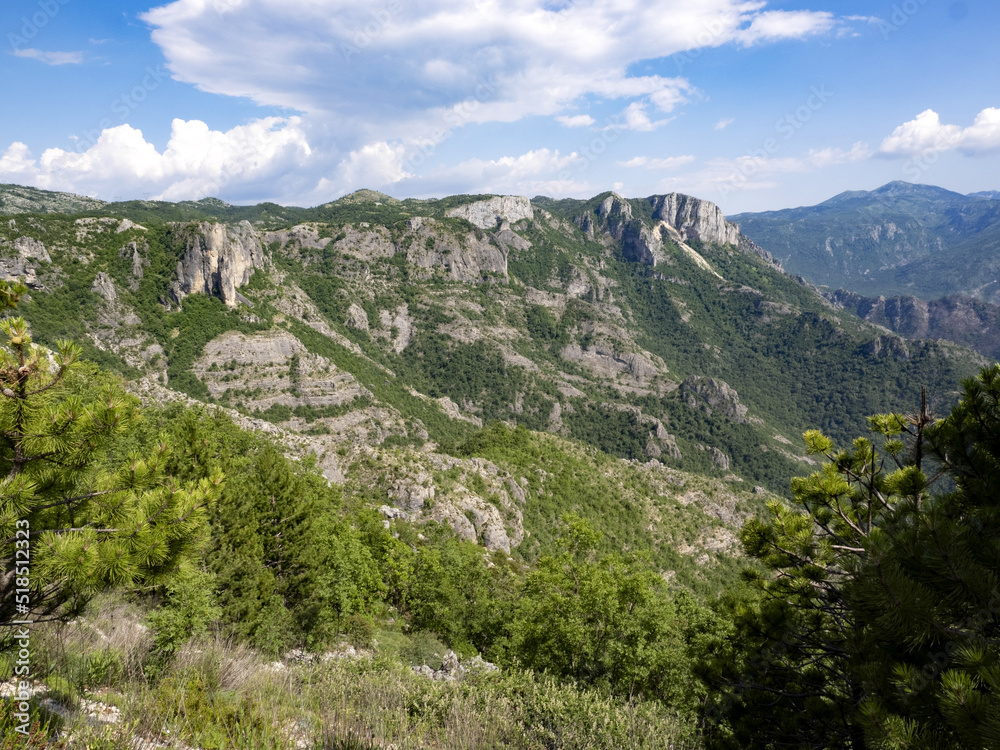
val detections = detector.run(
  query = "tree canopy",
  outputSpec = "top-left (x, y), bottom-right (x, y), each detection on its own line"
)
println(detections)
top-left (0, 282), bottom-right (222, 630)
top-left (705, 368), bottom-right (1000, 748)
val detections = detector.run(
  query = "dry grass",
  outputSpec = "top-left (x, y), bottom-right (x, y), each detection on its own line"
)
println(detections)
top-left (16, 596), bottom-right (701, 750)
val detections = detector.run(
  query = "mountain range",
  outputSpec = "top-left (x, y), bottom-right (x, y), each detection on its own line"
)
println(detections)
top-left (730, 181), bottom-right (1000, 304)
top-left (0, 182), bottom-right (985, 588)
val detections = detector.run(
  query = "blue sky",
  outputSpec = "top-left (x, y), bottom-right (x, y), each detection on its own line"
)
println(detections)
top-left (1, 0), bottom-right (998, 212)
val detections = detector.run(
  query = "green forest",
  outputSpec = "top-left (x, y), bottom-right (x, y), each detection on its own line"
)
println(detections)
top-left (0, 188), bottom-right (998, 749)
top-left (2, 288), bottom-right (999, 748)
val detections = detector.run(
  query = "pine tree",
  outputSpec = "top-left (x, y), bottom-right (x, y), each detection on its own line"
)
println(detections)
top-left (0, 283), bottom-right (222, 629)
top-left (711, 370), bottom-right (1000, 749)
top-left (854, 371), bottom-right (1000, 748)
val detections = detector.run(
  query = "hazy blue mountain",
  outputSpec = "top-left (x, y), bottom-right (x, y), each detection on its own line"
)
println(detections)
top-left (730, 181), bottom-right (1000, 303)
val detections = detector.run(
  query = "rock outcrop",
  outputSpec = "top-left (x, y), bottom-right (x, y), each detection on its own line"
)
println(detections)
top-left (579, 192), bottom-right (776, 270)
top-left (828, 289), bottom-right (1000, 360)
top-left (680, 376), bottom-right (751, 423)
top-left (169, 221), bottom-right (267, 307)
top-left (0, 236), bottom-right (51, 288)
top-left (445, 196), bottom-right (533, 229)
top-left (118, 241), bottom-right (148, 291)
top-left (192, 329), bottom-right (372, 410)
top-left (650, 193), bottom-right (741, 247)
top-left (403, 219), bottom-right (509, 283)
top-left (345, 303), bottom-right (370, 331)
top-left (861, 335), bottom-right (910, 360)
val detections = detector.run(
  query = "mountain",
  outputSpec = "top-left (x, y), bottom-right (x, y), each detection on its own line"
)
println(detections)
top-left (826, 290), bottom-right (1000, 361)
top-left (0, 183), bottom-right (109, 214)
top-left (729, 181), bottom-right (1000, 303)
top-left (0, 186), bottom-right (984, 583)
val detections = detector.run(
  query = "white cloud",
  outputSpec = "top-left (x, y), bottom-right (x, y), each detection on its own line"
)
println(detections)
top-left (360, 147), bottom-right (590, 198)
top-left (141, 0), bottom-right (862, 145)
top-left (0, 118), bottom-right (315, 203)
top-left (880, 108), bottom-right (1000, 156)
top-left (653, 141), bottom-right (871, 202)
top-left (618, 155), bottom-right (696, 170)
top-left (336, 141), bottom-right (411, 190)
top-left (0, 143), bottom-right (36, 176)
top-left (621, 102), bottom-right (673, 132)
top-left (714, 117), bottom-right (734, 130)
top-left (738, 10), bottom-right (835, 46)
top-left (13, 48), bottom-right (83, 65)
top-left (1, 2), bottom-right (874, 202)
top-left (556, 114), bottom-right (596, 128)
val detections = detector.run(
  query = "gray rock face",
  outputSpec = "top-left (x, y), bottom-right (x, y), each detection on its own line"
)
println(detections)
top-left (263, 224), bottom-right (332, 252)
top-left (169, 221), bottom-right (267, 307)
top-left (445, 196), bottom-right (534, 229)
top-left (580, 192), bottom-right (774, 270)
top-left (376, 304), bottom-right (414, 353)
top-left (345, 303), bottom-right (370, 331)
top-left (405, 224), bottom-right (509, 283)
top-left (91, 272), bottom-right (117, 302)
top-left (192, 329), bottom-right (373, 411)
top-left (650, 193), bottom-right (741, 247)
top-left (0, 236), bottom-right (50, 287)
top-left (696, 444), bottom-right (731, 470)
top-left (118, 241), bottom-right (148, 291)
top-left (621, 222), bottom-right (664, 265)
top-left (680, 376), bottom-right (750, 423)
top-left (862, 335), bottom-right (910, 360)
top-left (828, 288), bottom-right (1000, 360)
top-left (14, 236), bottom-right (51, 262)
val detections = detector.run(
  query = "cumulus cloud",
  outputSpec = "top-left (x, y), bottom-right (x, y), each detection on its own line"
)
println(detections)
top-left (738, 10), bottom-right (835, 45)
top-left (141, 0), bottom-right (860, 143)
top-left (621, 102), bottom-right (674, 132)
top-left (714, 118), bottom-right (734, 130)
top-left (1, 1), bottom-right (872, 202)
top-left (406, 148), bottom-right (588, 197)
top-left (13, 48), bottom-right (83, 65)
top-left (880, 108), bottom-right (1000, 156)
top-left (0, 118), bottom-right (315, 203)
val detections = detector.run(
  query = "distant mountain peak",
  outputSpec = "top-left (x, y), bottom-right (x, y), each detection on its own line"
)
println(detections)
top-left (731, 181), bottom-right (1000, 305)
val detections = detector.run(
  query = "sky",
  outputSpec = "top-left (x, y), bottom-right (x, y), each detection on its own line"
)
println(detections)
top-left (0, 0), bottom-right (998, 213)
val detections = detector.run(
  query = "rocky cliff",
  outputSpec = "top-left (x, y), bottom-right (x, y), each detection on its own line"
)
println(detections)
top-left (445, 196), bottom-right (534, 229)
top-left (828, 289), bottom-right (1000, 360)
top-left (169, 220), bottom-right (268, 307)
top-left (577, 192), bottom-right (773, 270)
top-left (650, 193), bottom-right (740, 247)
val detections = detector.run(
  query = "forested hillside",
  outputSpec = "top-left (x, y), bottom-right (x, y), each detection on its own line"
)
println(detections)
top-left (0, 184), bottom-right (995, 749)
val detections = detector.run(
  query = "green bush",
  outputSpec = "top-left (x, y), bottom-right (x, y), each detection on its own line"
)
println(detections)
top-left (343, 614), bottom-right (376, 649)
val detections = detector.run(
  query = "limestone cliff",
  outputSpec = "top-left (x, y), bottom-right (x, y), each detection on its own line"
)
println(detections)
top-left (577, 192), bottom-right (775, 270)
top-left (445, 196), bottom-right (534, 230)
top-left (650, 193), bottom-right (741, 247)
top-left (828, 289), bottom-right (1000, 360)
top-left (169, 220), bottom-right (267, 307)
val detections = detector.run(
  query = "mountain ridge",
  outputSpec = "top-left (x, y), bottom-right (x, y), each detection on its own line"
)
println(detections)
top-left (730, 180), bottom-right (1000, 303)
